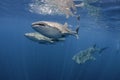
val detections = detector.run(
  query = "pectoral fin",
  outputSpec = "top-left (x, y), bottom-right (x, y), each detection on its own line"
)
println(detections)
top-left (58, 38), bottom-right (65, 41)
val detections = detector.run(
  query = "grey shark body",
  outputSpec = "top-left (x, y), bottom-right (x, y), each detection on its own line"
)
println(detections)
top-left (25, 32), bottom-right (54, 44)
top-left (72, 44), bottom-right (108, 64)
top-left (46, 0), bottom-right (78, 18)
top-left (46, 0), bottom-right (85, 18)
top-left (32, 21), bottom-right (79, 39)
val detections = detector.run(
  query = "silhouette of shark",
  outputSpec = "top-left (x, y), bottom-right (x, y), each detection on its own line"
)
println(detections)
top-left (72, 44), bottom-right (108, 64)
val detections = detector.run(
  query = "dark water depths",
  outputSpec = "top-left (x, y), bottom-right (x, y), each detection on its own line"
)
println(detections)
top-left (0, 0), bottom-right (120, 80)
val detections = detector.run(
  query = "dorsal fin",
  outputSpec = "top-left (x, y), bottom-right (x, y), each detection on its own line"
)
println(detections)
top-left (64, 22), bottom-right (68, 27)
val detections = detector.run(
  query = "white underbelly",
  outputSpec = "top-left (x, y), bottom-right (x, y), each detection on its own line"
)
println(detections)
top-left (35, 26), bottom-right (63, 38)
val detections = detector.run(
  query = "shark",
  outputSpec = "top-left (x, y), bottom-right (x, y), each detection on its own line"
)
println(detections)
top-left (32, 21), bottom-right (79, 39)
top-left (47, 0), bottom-right (77, 18)
top-left (24, 32), bottom-right (65, 44)
top-left (72, 44), bottom-right (108, 64)
top-left (44, 0), bottom-right (84, 18)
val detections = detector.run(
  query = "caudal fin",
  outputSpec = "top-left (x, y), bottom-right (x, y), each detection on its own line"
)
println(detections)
top-left (76, 26), bottom-right (79, 34)
top-left (75, 26), bottom-right (80, 39)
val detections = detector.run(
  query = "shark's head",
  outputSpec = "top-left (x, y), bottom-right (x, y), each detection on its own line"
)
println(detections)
top-left (31, 21), bottom-right (64, 39)
top-left (24, 33), bottom-right (33, 37)
top-left (31, 21), bottom-right (50, 36)
top-left (24, 33), bottom-right (36, 41)
top-left (31, 21), bottom-right (52, 34)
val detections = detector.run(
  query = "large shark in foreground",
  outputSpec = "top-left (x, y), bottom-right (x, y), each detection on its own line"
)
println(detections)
top-left (24, 32), bottom-right (65, 44)
top-left (32, 21), bottom-right (79, 39)
top-left (72, 44), bottom-right (108, 64)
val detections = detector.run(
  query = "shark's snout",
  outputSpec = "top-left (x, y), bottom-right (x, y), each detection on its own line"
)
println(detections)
top-left (24, 33), bottom-right (34, 38)
top-left (31, 23), bottom-right (36, 27)
top-left (31, 23), bottom-right (39, 27)
top-left (24, 33), bottom-right (29, 37)
top-left (32, 21), bottom-right (46, 27)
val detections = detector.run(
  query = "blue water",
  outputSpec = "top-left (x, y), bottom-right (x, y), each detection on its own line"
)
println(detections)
top-left (0, 0), bottom-right (120, 80)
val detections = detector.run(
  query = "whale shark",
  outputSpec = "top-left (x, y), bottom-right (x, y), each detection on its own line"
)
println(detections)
top-left (46, 0), bottom-right (77, 18)
top-left (32, 21), bottom-right (79, 39)
top-left (48, 0), bottom-right (85, 18)
top-left (24, 32), bottom-right (65, 44)
top-left (25, 32), bottom-right (54, 44)
top-left (72, 44), bottom-right (108, 64)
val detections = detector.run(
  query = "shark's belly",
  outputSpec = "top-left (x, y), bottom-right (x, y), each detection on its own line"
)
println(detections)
top-left (33, 26), bottom-right (63, 38)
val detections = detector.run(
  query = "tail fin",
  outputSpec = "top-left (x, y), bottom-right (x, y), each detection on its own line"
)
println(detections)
top-left (76, 26), bottom-right (79, 34)
top-left (75, 26), bottom-right (80, 39)
top-left (99, 47), bottom-right (108, 54)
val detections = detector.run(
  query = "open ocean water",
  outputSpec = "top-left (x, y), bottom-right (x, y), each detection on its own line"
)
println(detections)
top-left (0, 0), bottom-right (120, 80)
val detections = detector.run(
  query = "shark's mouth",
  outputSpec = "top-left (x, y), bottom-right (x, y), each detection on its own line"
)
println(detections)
top-left (32, 22), bottom-right (46, 27)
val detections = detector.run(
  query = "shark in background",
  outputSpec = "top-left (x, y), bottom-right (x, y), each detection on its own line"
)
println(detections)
top-left (45, 0), bottom-right (77, 18)
top-left (29, 0), bottom-right (85, 18)
top-left (72, 44), bottom-right (108, 64)
top-left (45, 0), bottom-right (84, 18)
